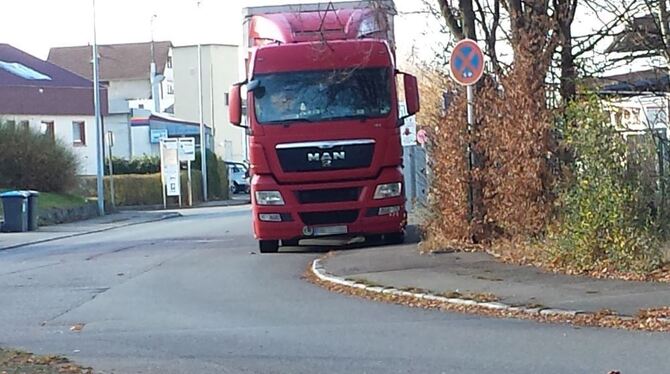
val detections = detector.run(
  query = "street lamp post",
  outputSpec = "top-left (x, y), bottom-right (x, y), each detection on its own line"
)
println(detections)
top-left (197, 0), bottom-right (208, 201)
top-left (92, 0), bottom-right (105, 216)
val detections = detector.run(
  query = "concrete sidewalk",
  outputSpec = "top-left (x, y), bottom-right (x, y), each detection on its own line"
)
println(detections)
top-left (321, 243), bottom-right (670, 317)
top-left (0, 210), bottom-right (181, 251)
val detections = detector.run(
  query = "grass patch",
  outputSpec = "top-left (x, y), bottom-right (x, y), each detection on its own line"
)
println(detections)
top-left (37, 193), bottom-right (87, 211)
top-left (0, 192), bottom-right (87, 218)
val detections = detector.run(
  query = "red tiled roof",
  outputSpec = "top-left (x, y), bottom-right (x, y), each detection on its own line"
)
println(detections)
top-left (47, 41), bottom-right (172, 81)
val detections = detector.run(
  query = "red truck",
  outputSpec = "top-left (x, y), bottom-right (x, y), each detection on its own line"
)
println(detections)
top-left (228, 0), bottom-right (420, 253)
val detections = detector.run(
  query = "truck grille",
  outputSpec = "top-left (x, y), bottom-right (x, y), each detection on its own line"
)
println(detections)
top-left (276, 140), bottom-right (375, 172)
top-left (296, 187), bottom-right (361, 204)
top-left (299, 210), bottom-right (359, 225)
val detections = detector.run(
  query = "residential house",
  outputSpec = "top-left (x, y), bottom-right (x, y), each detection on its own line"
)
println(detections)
top-left (173, 44), bottom-right (245, 162)
top-left (0, 43), bottom-right (108, 175)
top-left (47, 41), bottom-right (189, 159)
top-left (601, 15), bottom-right (669, 137)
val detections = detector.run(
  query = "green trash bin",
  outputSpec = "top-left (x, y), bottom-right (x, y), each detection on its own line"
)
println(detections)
top-left (25, 190), bottom-right (40, 231)
top-left (0, 191), bottom-right (30, 233)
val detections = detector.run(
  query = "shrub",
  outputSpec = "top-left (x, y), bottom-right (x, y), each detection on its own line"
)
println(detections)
top-left (0, 121), bottom-right (78, 192)
top-left (547, 96), bottom-right (662, 273)
top-left (79, 171), bottom-right (203, 206)
top-left (106, 149), bottom-right (229, 201)
top-left (194, 149), bottom-right (229, 200)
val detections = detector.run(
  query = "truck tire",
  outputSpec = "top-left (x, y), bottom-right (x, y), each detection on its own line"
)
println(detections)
top-left (282, 239), bottom-right (300, 247)
top-left (259, 240), bottom-right (279, 253)
top-left (384, 231), bottom-right (405, 245)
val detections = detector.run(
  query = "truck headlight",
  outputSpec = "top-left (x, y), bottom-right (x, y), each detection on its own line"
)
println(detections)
top-left (374, 182), bottom-right (402, 199)
top-left (255, 191), bottom-right (285, 205)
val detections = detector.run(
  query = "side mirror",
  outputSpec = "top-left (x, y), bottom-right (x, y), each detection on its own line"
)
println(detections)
top-left (403, 74), bottom-right (420, 117)
top-left (229, 83), bottom-right (243, 127)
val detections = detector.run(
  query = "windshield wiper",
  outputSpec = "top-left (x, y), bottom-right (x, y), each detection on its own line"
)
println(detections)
top-left (264, 118), bottom-right (315, 124)
top-left (327, 114), bottom-right (370, 122)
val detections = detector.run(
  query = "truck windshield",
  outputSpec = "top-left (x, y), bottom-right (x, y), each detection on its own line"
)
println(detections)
top-left (252, 68), bottom-right (392, 124)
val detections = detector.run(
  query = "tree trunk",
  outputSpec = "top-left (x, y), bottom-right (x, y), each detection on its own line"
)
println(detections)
top-left (460, 0), bottom-right (477, 40)
top-left (559, 22), bottom-right (576, 103)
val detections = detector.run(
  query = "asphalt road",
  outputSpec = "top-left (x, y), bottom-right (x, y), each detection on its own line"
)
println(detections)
top-left (0, 205), bottom-right (668, 374)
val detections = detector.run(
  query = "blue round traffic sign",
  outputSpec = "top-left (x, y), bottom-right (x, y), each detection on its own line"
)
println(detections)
top-left (449, 39), bottom-right (484, 86)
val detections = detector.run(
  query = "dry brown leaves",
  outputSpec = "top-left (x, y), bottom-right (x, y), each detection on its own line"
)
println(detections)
top-left (0, 349), bottom-right (92, 374)
top-left (482, 238), bottom-right (670, 283)
top-left (420, 46), bottom-right (557, 248)
top-left (306, 264), bottom-right (670, 333)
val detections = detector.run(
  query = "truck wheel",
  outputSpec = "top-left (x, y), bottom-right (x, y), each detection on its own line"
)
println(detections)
top-left (282, 239), bottom-right (300, 247)
top-left (259, 240), bottom-right (279, 253)
top-left (384, 231), bottom-right (405, 245)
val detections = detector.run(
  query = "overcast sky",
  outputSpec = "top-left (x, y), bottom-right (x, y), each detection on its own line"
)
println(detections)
top-left (2, 0), bottom-right (435, 67)
top-left (3, 0), bottom-right (639, 75)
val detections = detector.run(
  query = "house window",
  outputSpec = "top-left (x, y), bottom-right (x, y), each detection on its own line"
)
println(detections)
top-left (19, 120), bottom-right (29, 131)
top-left (167, 56), bottom-right (173, 69)
top-left (41, 121), bottom-right (55, 140)
top-left (167, 84), bottom-right (174, 95)
top-left (225, 92), bottom-right (229, 106)
top-left (72, 121), bottom-right (86, 145)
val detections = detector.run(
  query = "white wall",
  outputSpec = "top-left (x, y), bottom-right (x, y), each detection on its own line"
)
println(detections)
top-left (104, 113), bottom-right (132, 160)
top-left (607, 94), bottom-right (670, 136)
top-left (3, 114), bottom-right (98, 175)
top-left (173, 44), bottom-right (246, 162)
top-left (108, 79), bottom-right (151, 104)
top-left (130, 125), bottom-right (156, 157)
top-left (161, 48), bottom-right (175, 111)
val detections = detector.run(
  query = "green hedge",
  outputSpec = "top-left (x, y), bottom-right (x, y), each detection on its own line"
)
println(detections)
top-left (79, 171), bottom-right (203, 207)
top-left (106, 155), bottom-right (160, 175)
top-left (103, 149), bottom-right (229, 201)
top-left (194, 150), bottom-right (229, 200)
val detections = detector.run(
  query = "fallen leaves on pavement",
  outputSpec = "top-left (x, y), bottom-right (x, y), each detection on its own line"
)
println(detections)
top-left (0, 349), bottom-right (92, 374)
top-left (437, 239), bottom-right (670, 283)
top-left (306, 262), bottom-right (670, 333)
top-left (69, 323), bottom-right (85, 333)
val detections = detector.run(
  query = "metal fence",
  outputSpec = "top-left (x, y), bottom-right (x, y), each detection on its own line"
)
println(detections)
top-left (403, 144), bottom-right (430, 213)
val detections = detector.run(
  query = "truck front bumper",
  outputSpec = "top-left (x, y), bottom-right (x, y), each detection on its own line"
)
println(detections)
top-left (251, 168), bottom-right (407, 241)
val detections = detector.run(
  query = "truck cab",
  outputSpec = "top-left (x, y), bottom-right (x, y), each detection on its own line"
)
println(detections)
top-left (229, 1), bottom-right (419, 253)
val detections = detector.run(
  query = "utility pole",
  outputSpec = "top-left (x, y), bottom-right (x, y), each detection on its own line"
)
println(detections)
top-left (197, 0), bottom-right (208, 201)
top-left (150, 14), bottom-right (161, 113)
top-left (92, 0), bottom-right (105, 216)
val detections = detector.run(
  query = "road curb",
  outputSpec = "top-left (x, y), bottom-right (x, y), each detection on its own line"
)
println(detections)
top-left (310, 258), bottom-right (606, 321)
top-left (119, 199), bottom-right (250, 211)
top-left (0, 212), bottom-right (182, 251)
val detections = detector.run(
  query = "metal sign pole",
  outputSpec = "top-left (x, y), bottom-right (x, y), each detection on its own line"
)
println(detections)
top-left (178, 180), bottom-right (182, 207)
top-left (107, 132), bottom-right (115, 209)
top-left (160, 140), bottom-right (167, 209)
top-left (188, 160), bottom-right (193, 207)
top-left (466, 85), bottom-right (475, 222)
top-left (449, 39), bottom-right (484, 225)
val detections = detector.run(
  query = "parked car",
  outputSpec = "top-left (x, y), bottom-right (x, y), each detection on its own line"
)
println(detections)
top-left (226, 161), bottom-right (250, 194)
